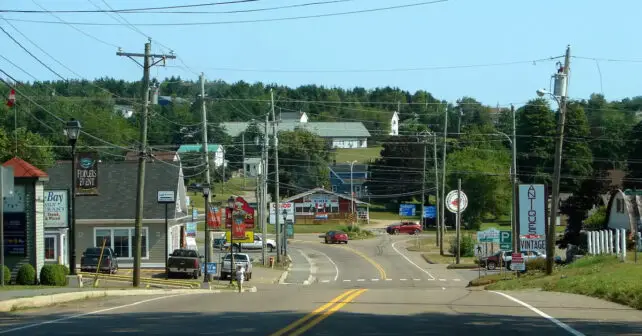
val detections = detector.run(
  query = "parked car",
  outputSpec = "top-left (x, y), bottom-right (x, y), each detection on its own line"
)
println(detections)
top-left (220, 253), bottom-right (253, 281)
top-left (222, 234), bottom-right (276, 252)
top-left (479, 250), bottom-right (546, 270)
top-left (324, 230), bottom-right (349, 244)
top-left (167, 249), bottom-right (203, 279)
top-left (386, 221), bottom-right (422, 235)
top-left (80, 247), bottom-right (119, 274)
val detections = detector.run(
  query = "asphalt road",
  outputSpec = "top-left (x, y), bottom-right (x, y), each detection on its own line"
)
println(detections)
top-left (0, 287), bottom-right (640, 335)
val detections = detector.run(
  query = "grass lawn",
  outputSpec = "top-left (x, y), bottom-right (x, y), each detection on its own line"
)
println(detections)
top-left (334, 147), bottom-right (382, 164)
top-left (406, 236), bottom-right (477, 265)
top-left (475, 255), bottom-right (642, 310)
top-left (187, 177), bottom-right (257, 210)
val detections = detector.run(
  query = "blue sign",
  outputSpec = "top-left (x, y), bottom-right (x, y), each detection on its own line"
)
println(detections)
top-left (186, 222), bottom-right (197, 238)
top-left (201, 262), bottom-right (217, 274)
top-left (286, 223), bottom-right (294, 238)
top-left (192, 209), bottom-right (198, 220)
top-left (399, 204), bottom-right (416, 217)
top-left (424, 206), bottom-right (436, 219)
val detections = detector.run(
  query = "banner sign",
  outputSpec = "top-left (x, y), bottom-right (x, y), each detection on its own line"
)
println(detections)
top-left (44, 189), bottom-right (68, 228)
top-left (185, 222), bottom-right (197, 238)
top-left (232, 217), bottom-right (246, 239)
top-left (518, 184), bottom-right (546, 236)
top-left (207, 207), bottom-right (222, 229)
top-left (269, 202), bottom-right (295, 225)
top-left (225, 196), bottom-right (255, 229)
top-left (399, 204), bottom-right (416, 216)
top-left (75, 152), bottom-right (98, 196)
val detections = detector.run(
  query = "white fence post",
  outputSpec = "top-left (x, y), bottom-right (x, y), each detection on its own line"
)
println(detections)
top-left (587, 231), bottom-right (593, 255)
top-left (594, 231), bottom-right (599, 254)
top-left (621, 228), bottom-right (627, 260)
top-left (608, 230), bottom-right (614, 254)
top-left (615, 229), bottom-right (621, 256)
top-left (601, 230), bottom-right (606, 254)
top-left (603, 230), bottom-right (609, 254)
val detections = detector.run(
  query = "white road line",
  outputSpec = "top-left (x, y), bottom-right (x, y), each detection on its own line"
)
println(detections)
top-left (320, 280), bottom-right (330, 283)
top-left (427, 278), bottom-right (435, 281)
top-left (391, 240), bottom-right (436, 280)
top-left (0, 294), bottom-right (191, 334)
top-left (491, 291), bottom-right (586, 336)
top-left (400, 278), bottom-right (407, 281)
top-left (306, 248), bottom-right (339, 282)
top-left (453, 279), bottom-right (461, 281)
top-left (385, 279), bottom-right (393, 281)
top-left (439, 279), bottom-right (446, 281)
top-left (297, 248), bottom-right (316, 286)
top-left (357, 279), bottom-right (365, 282)
top-left (343, 279), bottom-right (351, 282)
top-left (371, 279), bottom-right (379, 281)
top-left (413, 279), bottom-right (420, 281)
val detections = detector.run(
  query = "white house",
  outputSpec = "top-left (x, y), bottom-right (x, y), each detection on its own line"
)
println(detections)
top-left (605, 189), bottom-right (641, 233)
top-left (177, 144), bottom-right (225, 167)
top-left (390, 111), bottom-right (399, 136)
top-left (281, 111), bottom-right (309, 123)
top-left (243, 158), bottom-right (262, 177)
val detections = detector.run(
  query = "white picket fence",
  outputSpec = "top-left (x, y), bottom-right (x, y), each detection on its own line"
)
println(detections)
top-left (586, 228), bottom-right (630, 259)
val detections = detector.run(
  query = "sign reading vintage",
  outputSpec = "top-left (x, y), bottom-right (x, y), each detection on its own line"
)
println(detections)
top-left (43, 190), bottom-right (68, 228)
top-left (75, 152), bottom-right (98, 196)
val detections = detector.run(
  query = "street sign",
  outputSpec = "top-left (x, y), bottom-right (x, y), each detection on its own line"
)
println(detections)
top-left (477, 228), bottom-right (500, 243)
top-left (157, 191), bottom-right (175, 203)
top-left (520, 234), bottom-right (546, 252)
top-left (399, 204), bottom-right (416, 216)
top-left (192, 209), bottom-right (198, 220)
top-left (286, 223), bottom-right (294, 238)
top-left (474, 244), bottom-right (490, 257)
top-left (269, 202), bottom-right (295, 225)
top-left (499, 231), bottom-right (512, 250)
top-left (424, 206), bottom-right (436, 219)
top-left (518, 184), bottom-right (546, 236)
top-left (511, 253), bottom-right (525, 271)
top-left (201, 262), bottom-right (217, 274)
top-left (445, 190), bottom-right (468, 213)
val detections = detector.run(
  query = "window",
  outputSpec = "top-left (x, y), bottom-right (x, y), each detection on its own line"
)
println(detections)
top-left (331, 185), bottom-right (337, 192)
top-left (44, 235), bottom-right (56, 261)
top-left (93, 227), bottom-right (149, 259)
top-left (616, 198), bottom-right (625, 213)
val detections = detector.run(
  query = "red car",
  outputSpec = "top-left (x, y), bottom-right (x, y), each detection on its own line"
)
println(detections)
top-left (386, 221), bottom-right (422, 235)
top-left (324, 230), bottom-right (349, 244)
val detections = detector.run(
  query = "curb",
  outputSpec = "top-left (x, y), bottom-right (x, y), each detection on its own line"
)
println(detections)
top-left (278, 254), bottom-right (293, 285)
top-left (0, 287), bottom-right (257, 313)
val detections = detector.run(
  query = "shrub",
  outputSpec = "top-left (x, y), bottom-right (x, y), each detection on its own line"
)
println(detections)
top-left (339, 225), bottom-right (375, 240)
top-left (40, 264), bottom-right (69, 286)
top-left (449, 234), bottom-right (475, 257)
top-left (16, 264), bottom-right (35, 285)
top-left (526, 258), bottom-right (547, 271)
top-left (2, 265), bottom-right (10, 284)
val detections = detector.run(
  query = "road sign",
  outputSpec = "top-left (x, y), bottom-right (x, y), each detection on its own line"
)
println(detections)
top-left (399, 204), bottom-right (416, 216)
top-left (499, 231), bottom-right (512, 250)
top-left (192, 209), bottom-right (198, 220)
top-left (445, 190), bottom-right (468, 213)
top-left (269, 202), bottom-right (295, 225)
top-left (520, 234), bottom-right (546, 252)
top-left (286, 223), bottom-right (294, 238)
top-left (518, 184), bottom-right (546, 236)
top-left (474, 244), bottom-right (490, 257)
top-left (201, 262), bottom-right (217, 274)
top-left (511, 253), bottom-right (525, 271)
top-left (477, 228), bottom-right (500, 243)
top-left (157, 191), bottom-right (175, 203)
top-left (424, 206), bottom-right (436, 219)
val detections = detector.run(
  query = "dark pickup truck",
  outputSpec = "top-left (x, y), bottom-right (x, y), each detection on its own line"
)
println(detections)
top-left (167, 249), bottom-right (203, 279)
top-left (80, 247), bottom-right (119, 274)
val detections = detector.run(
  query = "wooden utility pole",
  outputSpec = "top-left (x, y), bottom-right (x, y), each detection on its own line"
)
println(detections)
top-left (117, 41), bottom-right (175, 287)
top-left (440, 105), bottom-right (448, 255)
top-left (547, 45), bottom-right (571, 275)
top-left (200, 73), bottom-right (213, 284)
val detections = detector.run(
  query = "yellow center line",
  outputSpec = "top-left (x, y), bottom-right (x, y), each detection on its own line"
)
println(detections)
top-left (340, 246), bottom-right (387, 280)
top-left (268, 289), bottom-right (358, 336)
top-left (289, 288), bottom-right (368, 336)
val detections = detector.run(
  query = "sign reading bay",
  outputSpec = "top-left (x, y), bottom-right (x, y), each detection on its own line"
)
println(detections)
top-left (445, 190), bottom-right (468, 213)
top-left (157, 191), bottom-right (175, 203)
top-left (518, 184), bottom-right (546, 236)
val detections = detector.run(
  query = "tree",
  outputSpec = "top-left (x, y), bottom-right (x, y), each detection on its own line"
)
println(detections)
top-left (559, 102), bottom-right (593, 193)
top-left (516, 99), bottom-right (556, 185)
top-left (0, 127), bottom-right (56, 169)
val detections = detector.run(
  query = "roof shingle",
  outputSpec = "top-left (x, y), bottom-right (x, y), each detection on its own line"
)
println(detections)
top-left (3, 157), bottom-right (48, 179)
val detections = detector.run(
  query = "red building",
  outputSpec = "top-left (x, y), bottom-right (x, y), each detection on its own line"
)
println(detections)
top-left (282, 187), bottom-right (369, 224)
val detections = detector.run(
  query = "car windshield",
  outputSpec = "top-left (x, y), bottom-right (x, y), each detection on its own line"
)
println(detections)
top-left (224, 254), bottom-right (248, 261)
top-left (85, 248), bottom-right (104, 256)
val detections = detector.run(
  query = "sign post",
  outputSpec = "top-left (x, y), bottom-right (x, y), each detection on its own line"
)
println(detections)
top-left (157, 191), bottom-right (175, 277)
top-left (445, 183), bottom-right (468, 264)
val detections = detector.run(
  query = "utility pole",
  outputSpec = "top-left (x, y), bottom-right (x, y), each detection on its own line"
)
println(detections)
top-left (511, 104), bottom-right (519, 252)
top-left (258, 135), bottom-right (266, 266)
top-left (440, 104), bottom-right (448, 255)
top-left (547, 45), bottom-right (571, 275)
top-left (420, 134), bottom-right (427, 231)
top-left (433, 132), bottom-right (439, 248)
top-left (117, 41), bottom-right (175, 287)
top-left (242, 133), bottom-right (246, 188)
top-left (271, 89), bottom-right (283, 259)
top-left (266, 92), bottom-right (277, 263)
top-left (457, 107), bottom-right (462, 135)
top-left (456, 178), bottom-right (462, 264)
top-left (200, 73), bottom-right (213, 284)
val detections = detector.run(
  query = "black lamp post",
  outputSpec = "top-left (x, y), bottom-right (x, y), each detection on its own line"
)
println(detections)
top-left (64, 119), bottom-right (81, 275)
top-left (202, 186), bottom-right (210, 283)
top-left (282, 208), bottom-right (287, 256)
top-left (227, 196), bottom-right (235, 285)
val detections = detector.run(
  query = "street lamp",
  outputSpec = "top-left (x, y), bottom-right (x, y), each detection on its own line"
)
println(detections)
top-left (282, 208), bottom-right (287, 256)
top-left (227, 196), bottom-right (236, 285)
top-left (64, 119), bottom-right (81, 275)
top-left (202, 186), bottom-right (210, 283)
top-left (346, 160), bottom-right (357, 227)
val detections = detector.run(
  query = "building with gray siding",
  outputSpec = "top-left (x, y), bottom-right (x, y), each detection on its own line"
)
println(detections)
top-left (45, 161), bottom-right (190, 268)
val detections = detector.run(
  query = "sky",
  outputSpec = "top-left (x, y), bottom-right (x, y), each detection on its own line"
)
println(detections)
top-left (1, 0), bottom-right (641, 108)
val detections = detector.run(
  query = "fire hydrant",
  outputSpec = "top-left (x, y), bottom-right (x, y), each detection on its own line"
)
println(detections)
top-left (269, 256), bottom-right (275, 268)
top-left (236, 265), bottom-right (245, 293)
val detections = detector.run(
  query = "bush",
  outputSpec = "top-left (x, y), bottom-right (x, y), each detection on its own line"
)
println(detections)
top-left (339, 225), bottom-right (375, 240)
top-left (449, 234), bottom-right (475, 257)
top-left (2, 265), bottom-right (10, 284)
top-left (40, 264), bottom-right (69, 286)
top-left (16, 264), bottom-right (35, 285)
top-left (526, 258), bottom-right (547, 271)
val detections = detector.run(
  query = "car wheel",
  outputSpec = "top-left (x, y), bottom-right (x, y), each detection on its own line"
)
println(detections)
top-left (394, 229), bottom-right (400, 235)
top-left (487, 261), bottom-right (497, 270)
top-left (268, 245), bottom-right (274, 253)
top-left (193, 271), bottom-right (199, 279)
top-left (325, 238), bottom-right (329, 244)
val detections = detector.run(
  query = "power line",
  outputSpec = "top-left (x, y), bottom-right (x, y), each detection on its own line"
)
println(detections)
top-left (0, 25), bottom-right (67, 80)
top-left (3, 0), bottom-right (448, 26)
top-left (0, 0), bottom-right (261, 13)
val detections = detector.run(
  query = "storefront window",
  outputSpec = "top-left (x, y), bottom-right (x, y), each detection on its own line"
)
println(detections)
top-left (93, 227), bottom-right (149, 259)
top-left (95, 229), bottom-right (111, 248)
top-left (113, 229), bottom-right (130, 258)
top-left (44, 236), bottom-right (56, 261)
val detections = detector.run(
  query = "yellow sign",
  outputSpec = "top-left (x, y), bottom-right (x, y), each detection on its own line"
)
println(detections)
top-left (225, 231), bottom-right (254, 244)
